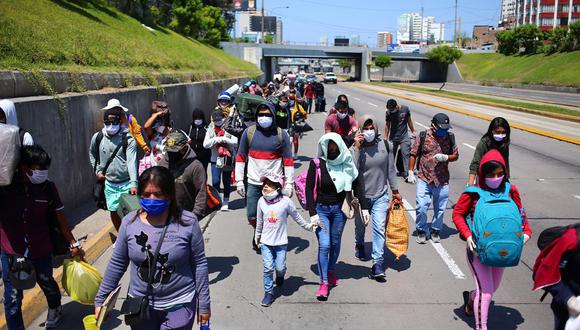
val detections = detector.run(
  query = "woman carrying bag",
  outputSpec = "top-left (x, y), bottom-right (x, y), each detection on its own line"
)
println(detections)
top-left (305, 133), bottom-right (358, 301)
top-left (350, 115), bottom-right (402, 280)
top-left (94, 166), bottom-right (210, 330)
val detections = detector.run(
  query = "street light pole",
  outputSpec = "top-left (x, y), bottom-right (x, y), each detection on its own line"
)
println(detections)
top-left (261, 0), bottom-right (265, 43)
top-left (454, 0), bottom-right (458, 47)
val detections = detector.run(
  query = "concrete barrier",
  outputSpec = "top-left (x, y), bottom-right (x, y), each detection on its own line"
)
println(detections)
top-left (10, 77), bottom-right (254, 209)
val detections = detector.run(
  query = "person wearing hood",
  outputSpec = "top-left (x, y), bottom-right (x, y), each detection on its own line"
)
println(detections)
top-left (204, 110), bottom-right (238, 211)
top-left (89, 107), bottom-right (138, 230)
top-left (468, 117), bottom-right (511, 186)
top-left (328, 94), bottom-right (355, 117)
top-left (351, 115), bottom-right (402, 279)
top-left (158, 130), bottom-right (208, 219)
top-left (235, 102), bottom-right (293, 253)
top-left (324, 100), bottom-right (358, 147)
top-left (408, 113), bottom-right (459, 244)
top-left (0, 99), bottom-right (34, 146)
top-left (188, 109), bottom-right (211, 172)
top-left (452, 150), bottom-right (531, 330)
top-left (255, 174), bottom-right (317, 307)
top-left (101, 98), bottom-right (149, 155)
top-left (305, 133), bottom-right (358, 301)
top-left (144, 101), bottom-right (172, 167)
top-left (1, 145), bottom-right (85, 329)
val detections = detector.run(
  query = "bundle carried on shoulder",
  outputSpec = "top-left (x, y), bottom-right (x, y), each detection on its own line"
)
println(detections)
top-left (0, 123), bottom-right (21, 186)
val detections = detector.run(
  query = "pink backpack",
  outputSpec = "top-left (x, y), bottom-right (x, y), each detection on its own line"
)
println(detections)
top-left (294, 158), bottom-right (320, 209)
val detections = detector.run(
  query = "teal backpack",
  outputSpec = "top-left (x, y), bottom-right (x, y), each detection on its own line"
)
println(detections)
top-left (465, 182), bottom-right (524, 267)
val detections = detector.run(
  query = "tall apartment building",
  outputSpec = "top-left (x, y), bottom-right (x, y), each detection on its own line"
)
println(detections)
top-left (501, 0), bottom-right (517, 27)
top-left (515, 0), bottom-right (580, 30)
top-left (377, 32), bottom-right (393, 48)
top-left (397, 13), bottom-right (445, 43)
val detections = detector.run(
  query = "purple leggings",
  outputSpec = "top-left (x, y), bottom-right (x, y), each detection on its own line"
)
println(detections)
top-left (130, 300), bottom-right (196, 330)
top-left (466, 251), bottom-right (504, 330)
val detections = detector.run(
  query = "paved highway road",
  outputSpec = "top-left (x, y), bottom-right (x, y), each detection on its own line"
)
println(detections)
top-left (32, 83), bottom-right (580, 329)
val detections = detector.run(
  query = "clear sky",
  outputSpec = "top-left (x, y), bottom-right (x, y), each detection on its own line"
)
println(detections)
top-left (251, 0), bottom-right (502, 45)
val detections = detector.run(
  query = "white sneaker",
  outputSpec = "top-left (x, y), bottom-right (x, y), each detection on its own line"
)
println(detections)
top-left (45, 306), bottom-right (62, 328)
top-left (221, 198), bottom-right (229, 211)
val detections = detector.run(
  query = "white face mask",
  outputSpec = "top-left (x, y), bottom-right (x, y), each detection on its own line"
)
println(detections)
top-left (493, 134), bottom-right (506, 142)
top-left (262, 190), bottom-right (279, 201)
top-left (156, 125), bottom-right (166, 134)
top-left (105, 124), bottom-right (120, 136)
top-left (26, 169), bottom-right (49, 184)
top-left (337, 112), bottom-right (348, 120)
top-left (363, 129), bottom-right (376, 142)
top-left (194, 119), bottom-right (203, 126)
top-left (213, 119), bottom-right (224, 127)
top-left (279, 102), bottom-right (288, 108)
top-left (257, 116), bottom-right (273, 128)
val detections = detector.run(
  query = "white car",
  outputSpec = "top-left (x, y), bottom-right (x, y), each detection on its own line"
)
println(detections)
top-left (324, 73), bottom-right (337, 84)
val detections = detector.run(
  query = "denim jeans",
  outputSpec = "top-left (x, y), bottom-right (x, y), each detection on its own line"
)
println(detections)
top-left (1, 253), bottom-right (61, 330)
top-left (415, 179), bottom-right (449, 236)
top-left (261, 244), bottom-right (287, 294)
top-left (315, 203), bottom-right (346, 283)
top-left (210, 162), bottom-right (231, 200)
top-left (315, 96), bottom-right (324, 112)
top-left (305, 98), bottom-right (313, 113)
top-left (246, 183), bottom-right (262, 220)
top-left (354, 191), bottom-right (390, 264)
top-left (392, 137), bottom-right (411, 175)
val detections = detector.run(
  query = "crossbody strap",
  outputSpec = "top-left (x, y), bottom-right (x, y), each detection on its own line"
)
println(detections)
top-left (146, 220), bottom-right (170, 299)
top-left (102, 134), bottom-right (129, 175)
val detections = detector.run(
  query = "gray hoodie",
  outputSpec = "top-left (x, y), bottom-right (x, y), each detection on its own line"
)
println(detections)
top-left (0, 99), bottom-right (34, 145)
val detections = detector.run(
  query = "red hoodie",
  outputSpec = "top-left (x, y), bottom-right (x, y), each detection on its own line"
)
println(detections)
top-left (452, 149), bottom-right (532, 240)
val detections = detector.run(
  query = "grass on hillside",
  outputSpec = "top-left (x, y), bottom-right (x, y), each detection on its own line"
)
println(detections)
top-left (0, 0), bottom-right (260, 79)
top-left (368, 82), bottom-right (580, 118)
top-left (456, 52), bottom-right (580, 88)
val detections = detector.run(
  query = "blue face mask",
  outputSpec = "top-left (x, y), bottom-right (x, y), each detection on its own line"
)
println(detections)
top-left (140, 198), bottom-right (169, 216)
top-left (435, 128), bottom-right (448, 137)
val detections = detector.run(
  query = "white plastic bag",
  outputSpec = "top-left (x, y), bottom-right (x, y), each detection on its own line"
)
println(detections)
top-left (0, 123), bottom-right (21, 186)
top-left (566, 296), bottom-right (580, 330)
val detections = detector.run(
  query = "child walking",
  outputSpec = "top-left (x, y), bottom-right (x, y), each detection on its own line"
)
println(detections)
top-left (255, 174), bottom-right (317, 307)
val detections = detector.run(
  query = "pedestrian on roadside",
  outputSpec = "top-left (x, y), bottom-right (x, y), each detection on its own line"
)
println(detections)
top-left (235, 102), bottom-right (294, 253)
top-left (350, 115), bottom-right (402, 279)
top-left (468, 117), bottom-right (511, 186)
top-left (452, 150), bottom-right (531, 330)
top-left (216, 92), bottom-right (235, 119)
top-left (143, 101), bottom-right (172, 167)
top-left (324, 100), bottom-right (358, 147)
top-left (290, 97), bottom-right (308, 160)
top-left (305, 133), bottom-right (358, 301)
top-left (255, 174), bottom-right (317, 307)
top-left (313, 81), bottom-right (325, 112)
top-left (158, 130), bottom-right (208, 220)
top-left (101, 98), bottom-right (150, 155)
top-left (385, 99), bottom-right (416, 180)
top-left (188, 109), bottom-right (211, 172)
top-left (407, 113), bottom-right (458, 244)
top-left (95, 166), bottom-right (211, 330)
top-left (304, 82), bottom-right (315, 114)
top-left (203, 110), bottom-right (238, 211)
top-left (532, 223), bottom-right (580, 330)
top-left (287, 82), bottom-right (302, 104)
top-left (0, 99), bottom-right (34, 146)
top-left (89, 106), bottom-right (138, 230)
top-left (328, 94), bottom-right (355, 117)
top-left (0, 145), bottom-right (85, 329)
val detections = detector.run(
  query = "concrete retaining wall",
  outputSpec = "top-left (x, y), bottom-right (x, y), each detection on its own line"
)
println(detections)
top-left (10, 77), bottom-right (252, 209)
top-left (370, 60), bottom-right (446, 82)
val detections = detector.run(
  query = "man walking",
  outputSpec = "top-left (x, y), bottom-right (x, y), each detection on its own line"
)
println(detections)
top-left (407, 113), bottom-right (458, 244)
top-left (385, 99), bottom-right (416, 181)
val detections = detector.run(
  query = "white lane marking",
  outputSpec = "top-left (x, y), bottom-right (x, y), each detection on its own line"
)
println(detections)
top-left (354, 97), bottom-right (361, 101)
top-left (462, 143), bottom-right (476, 150)
top-left (368, 102), bottom-right (378, 107)
top-left (574, 195), bottom-right (580, 200)
top-left (414, 121), bottom-right (429, 129)
top-left (402, 199), bottom-right (466, 280)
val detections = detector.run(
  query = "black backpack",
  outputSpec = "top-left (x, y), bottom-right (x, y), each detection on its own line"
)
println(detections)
top-left (537, 223), bottom-right (580, 251)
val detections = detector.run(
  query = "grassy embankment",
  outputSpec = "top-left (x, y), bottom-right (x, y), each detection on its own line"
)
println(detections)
top-left (0, 0), bottom-right (260, 84)
top-left (456, 52), bottom-right (580, 88)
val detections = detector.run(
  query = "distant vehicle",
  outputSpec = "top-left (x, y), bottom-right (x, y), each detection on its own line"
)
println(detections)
top-left (324, 72), bottom-right (337, 84)
top-left (306, 74), bottom-right (317, 83)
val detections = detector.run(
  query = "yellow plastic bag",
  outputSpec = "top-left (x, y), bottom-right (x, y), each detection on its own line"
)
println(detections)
top-left (62, 258), bottom-right (103, 305)
top-left (386, 202), bottom-right (409, 260)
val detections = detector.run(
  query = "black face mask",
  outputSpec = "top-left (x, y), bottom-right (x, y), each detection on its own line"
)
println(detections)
top-left (327, 150), bottom-right (340, 160)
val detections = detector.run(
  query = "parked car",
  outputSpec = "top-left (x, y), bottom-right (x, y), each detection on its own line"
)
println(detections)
top-left (306, 74), bottom-right (317, 83)
top-left (323, 72), bottom-right (337, 84)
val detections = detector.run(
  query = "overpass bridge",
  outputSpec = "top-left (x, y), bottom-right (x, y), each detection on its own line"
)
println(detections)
top-left (220, 42), bottom-right (447, 82)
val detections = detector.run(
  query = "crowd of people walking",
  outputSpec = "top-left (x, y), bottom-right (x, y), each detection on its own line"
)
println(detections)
top-left (0, 72), bottom-right (578, 330)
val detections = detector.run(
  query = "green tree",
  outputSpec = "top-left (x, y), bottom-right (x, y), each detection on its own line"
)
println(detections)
top-left (338, 59), bottom-right (353, 73)
top-left (426, 45), bottom-right (463, 90)
top-left (547, 27), bottom-right (570, 53)
top-left (569, 21), bottom-right (580, 50)
top-left (170, 0), bottom-right (228, 47)
top-left (373, 55), bottom-right (392, 81)
top-left (496, 29), bottom-right (518, 55)
top-left (263, 34), bottom-right (274, 44)
top-left (515, 24), bottom-right (542, 54)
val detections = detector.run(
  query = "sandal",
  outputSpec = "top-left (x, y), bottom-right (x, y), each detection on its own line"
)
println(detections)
top-left (462, 291), bottom-right (474, 317)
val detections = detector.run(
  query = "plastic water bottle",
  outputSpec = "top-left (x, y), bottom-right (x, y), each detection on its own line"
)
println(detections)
top-left (200, 321), bottom-right (210, 330)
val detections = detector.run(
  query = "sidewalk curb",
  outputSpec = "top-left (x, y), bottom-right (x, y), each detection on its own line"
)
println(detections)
top-left (0, 222), bottom-right (116, 330)
top-left (353, 83), bottom-right (580, 146)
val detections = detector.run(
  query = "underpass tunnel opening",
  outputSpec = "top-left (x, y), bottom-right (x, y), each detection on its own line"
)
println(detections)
top-left (262, 55), bottom-right (364, 82)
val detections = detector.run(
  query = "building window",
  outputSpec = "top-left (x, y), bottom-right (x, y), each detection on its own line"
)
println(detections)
top-left (558, 4), bottom-right (569, 12)
top-left (541, 5), bottom-right (554, 12)
top-left (541, 17), bottom-right (554, 26)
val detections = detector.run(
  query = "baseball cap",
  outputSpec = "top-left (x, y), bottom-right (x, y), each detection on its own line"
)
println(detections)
top-left (217, 92), bottom-right (232, 102)
top-left (260, 173), bottom-right (284, 186)
top-left (432, 113), bottom-right (452, 130)
top-left (164, 130), bottom-right (189, 152)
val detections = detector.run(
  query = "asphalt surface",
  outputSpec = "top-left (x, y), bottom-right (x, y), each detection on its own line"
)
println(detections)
top-left (30, 83), bottom-right (580, 330)
top-left (410, 82), bottom-right (580, 108)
